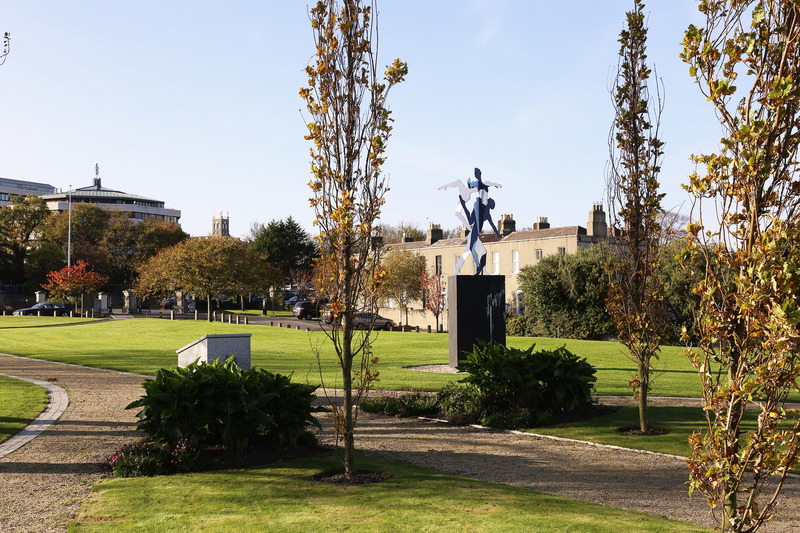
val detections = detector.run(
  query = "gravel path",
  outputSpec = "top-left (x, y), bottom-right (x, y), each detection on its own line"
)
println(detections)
top-left (3, 353), bottom-right (800, 532)
top-left (0, 354), bottom-right (146, 533)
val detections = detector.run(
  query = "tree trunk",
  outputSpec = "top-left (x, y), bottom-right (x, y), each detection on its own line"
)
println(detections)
top-left (638, 357), bottom-right (649, 433)
top-left (207, 294), bottom-right (213, 322)
top-left (341, 332), bottom-right (355, 478)
top-left (723, 346), bottom-right (743, 530)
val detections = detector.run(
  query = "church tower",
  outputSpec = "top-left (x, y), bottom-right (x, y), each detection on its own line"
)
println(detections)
top-left (212, 212), bottom-right (230, 237)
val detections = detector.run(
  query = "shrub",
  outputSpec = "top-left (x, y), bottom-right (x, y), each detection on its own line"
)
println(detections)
top-left (108, 439), bottom-right (205, 477)
top-left (360, 392), bottom-right (439, 417)
top-left (458, 342), bottom-right (596, 426)
top-left (505, 313), bottom-right (534, 337)
top-left (483, 409), bottom-right (532, 430)
top-left (126, 358), bottom-right (321, 451)
top-left (435, 382), bottom-right (482, 424)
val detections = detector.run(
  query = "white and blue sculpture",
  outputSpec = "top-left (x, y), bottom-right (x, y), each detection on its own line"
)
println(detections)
top-left (439, 168), bottom-right (502, 275)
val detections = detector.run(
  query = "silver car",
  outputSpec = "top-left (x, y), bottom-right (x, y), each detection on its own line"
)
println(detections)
top-left (353, 312), bottom-right (396, 331)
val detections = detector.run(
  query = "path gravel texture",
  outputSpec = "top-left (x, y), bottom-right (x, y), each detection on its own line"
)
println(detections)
top-left (0, 354), bottom-right (146, 533)
top-left (3, 352), bottom-right (800, 532)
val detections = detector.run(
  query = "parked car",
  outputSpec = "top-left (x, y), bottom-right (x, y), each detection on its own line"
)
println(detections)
top-left (353, 312), bottom-right (396, 331)
top-left (13, 302), bottom-right (74, 316)
top-left (285, 295), bottom-right (309, 307)
top-left (292, 301), bottom-right (319, 320)
top-left (321, 305), bottom-right (333, 324)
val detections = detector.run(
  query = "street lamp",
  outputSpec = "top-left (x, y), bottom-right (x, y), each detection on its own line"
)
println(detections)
top-left (67, 184), bottom-right (72, 268)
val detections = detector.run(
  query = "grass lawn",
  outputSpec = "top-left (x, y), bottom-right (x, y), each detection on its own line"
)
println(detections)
top-left (0, 316), bottom-right (102, 328)
top-left (70, 453), bottom-right (710, 533)
top-left (530, 405), bottom-right (762, 457)
top-left (0, 317), bottom-right (709, 396)
top-left (0, 374), bottom-right (49, 445)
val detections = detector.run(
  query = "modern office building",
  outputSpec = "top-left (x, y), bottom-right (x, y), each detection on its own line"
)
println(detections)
top-left (0, 177), bottom-right (56, 206)
top-left (40, 176), bottom-right (181, 223)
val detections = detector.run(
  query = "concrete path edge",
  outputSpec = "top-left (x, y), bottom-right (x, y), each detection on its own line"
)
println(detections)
top-left (0, 372), bottom-right (69, 460)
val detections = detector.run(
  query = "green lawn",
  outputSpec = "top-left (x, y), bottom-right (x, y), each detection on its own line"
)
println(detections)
top-left (0, 316), bottom-right (102, 328)
top-left (70, 453), bottom-right (710, 533)
top-left (530, 405), bottom-right (764, 457)
top-left (0, 317), bottom-right (707, 396)
top-left (0, 374), bottom-right (49, 445)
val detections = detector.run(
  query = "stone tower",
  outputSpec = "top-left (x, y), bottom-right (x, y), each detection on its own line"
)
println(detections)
top-left (212, 212), bottom-right (230, 237)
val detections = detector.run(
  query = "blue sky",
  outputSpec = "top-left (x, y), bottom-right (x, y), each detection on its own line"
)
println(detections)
top-left (0, 1), bottom-right (721, 238)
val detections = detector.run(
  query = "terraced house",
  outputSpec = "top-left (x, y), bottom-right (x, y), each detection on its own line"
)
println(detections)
top-left (381, 204), bottom-right (614, 328)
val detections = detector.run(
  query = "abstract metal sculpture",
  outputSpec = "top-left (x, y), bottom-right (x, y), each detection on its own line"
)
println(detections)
top-left (439, 168), bottom-right (502, 275)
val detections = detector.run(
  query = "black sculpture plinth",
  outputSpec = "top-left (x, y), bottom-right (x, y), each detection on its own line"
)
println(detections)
top-left (447, 275), bottom-right (506, 367)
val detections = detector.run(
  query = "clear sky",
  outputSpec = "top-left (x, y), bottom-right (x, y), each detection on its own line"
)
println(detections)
top-left (0, 1), bottom-right (721, 239)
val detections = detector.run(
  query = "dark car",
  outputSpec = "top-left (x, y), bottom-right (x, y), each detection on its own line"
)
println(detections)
top-left (353, 312), bottom-right (396, 331)
top-left (292, 301), bottom-right (319, 320)
top-left (13, 302), bottom-right (74, 316)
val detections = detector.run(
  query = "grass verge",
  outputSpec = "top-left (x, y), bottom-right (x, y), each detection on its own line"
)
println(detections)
top-left (70, 453), bottom-right (710, 533)
top-left (0, 374), bottom-right (49, 445)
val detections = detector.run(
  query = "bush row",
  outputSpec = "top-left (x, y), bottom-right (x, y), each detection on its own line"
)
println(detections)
top-left (362, 342), bottom-right (597, 430)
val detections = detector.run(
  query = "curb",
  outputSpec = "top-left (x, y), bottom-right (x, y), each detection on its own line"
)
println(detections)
top-left (0, 373), bottom-right (69, 459)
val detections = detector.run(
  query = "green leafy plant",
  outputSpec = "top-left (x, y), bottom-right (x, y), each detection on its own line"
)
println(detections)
top-left (458, 342), bottom-right (597, 427)
top-left (360, 392), bottom-right (438, 417)
top-left (126, 358), bottom-right (321, 451)
top-left (107, 439), bottom-right (205, 478)
top-left (505, 313), bottom-right (534, 337)
top-left (435, 382), bottom-right (483, 423)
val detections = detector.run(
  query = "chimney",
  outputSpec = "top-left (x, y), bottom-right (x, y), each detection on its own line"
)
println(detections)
top-left (588, 203), bottom-right (607, 237)
top-left (427, 222), bottom-right (443, 244)
top-left (402, 232), bottom-right (415, 243)
top-left (459, 226), bottom-right (469, 238)
top-left (498, 214), bottom-right (516, 236)
top-left (533, 216), bottom-right (550, 230)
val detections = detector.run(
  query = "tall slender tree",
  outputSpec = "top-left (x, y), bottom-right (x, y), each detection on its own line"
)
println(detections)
top-left (682, 1), bottom-right (800, 530)
top-left (301, 0), bottom-right (406, 479)
top-left (605, 0), bottom-right (669, 434)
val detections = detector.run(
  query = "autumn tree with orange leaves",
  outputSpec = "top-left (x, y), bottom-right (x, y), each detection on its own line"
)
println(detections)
top-left (682, 1), bottom-right (800, 530)
top-left (42, 260), bottom-right (108, 315)
top-left (301, 0), bottom-right (406, 480)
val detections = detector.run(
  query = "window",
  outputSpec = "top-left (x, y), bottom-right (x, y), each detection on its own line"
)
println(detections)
top-left (535, 249), bottom-right (543, 263)
top-left (0, 193), bottom-right (8, 201)
top-left (454, 254), bottom-right (460, 272)
top-left (557, 247), bottom-right (566, 255)
top-left (511, 250), bottom-right (519, 274)
top-left (435, 255), bottom-right (442, 275)
top-left (492, 251), bottom-right (500, 274)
